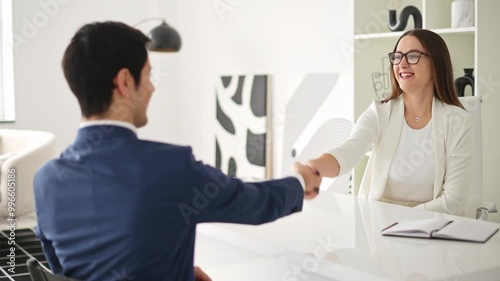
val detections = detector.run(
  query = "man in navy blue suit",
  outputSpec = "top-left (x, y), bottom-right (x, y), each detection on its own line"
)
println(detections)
top-left (34, 21), bottom-right (321, 281)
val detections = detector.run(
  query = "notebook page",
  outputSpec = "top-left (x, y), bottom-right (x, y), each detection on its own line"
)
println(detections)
top-left (383, 217), bottom-right (451, 238)
top-left (432, 220), bottom-right (499, 242)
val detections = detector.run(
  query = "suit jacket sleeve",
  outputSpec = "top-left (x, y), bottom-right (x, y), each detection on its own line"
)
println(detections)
top-left (35, 225), bottom-right (63, 274)
top-left (178, 150), bottom-right (304, 225)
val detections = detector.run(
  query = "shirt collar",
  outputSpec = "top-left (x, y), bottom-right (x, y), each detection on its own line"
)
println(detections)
top-left (80, 120), bottom-right (138, 135)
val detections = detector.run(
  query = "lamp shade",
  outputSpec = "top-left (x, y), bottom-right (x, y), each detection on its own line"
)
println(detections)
top-left (146, 21), bottom-right (181, 52)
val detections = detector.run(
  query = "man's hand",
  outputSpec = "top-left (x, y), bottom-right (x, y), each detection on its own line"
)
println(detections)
top-left (294, 162), bottom-right (322, 199)
top-left (194, 266), bottom-right (212, 281)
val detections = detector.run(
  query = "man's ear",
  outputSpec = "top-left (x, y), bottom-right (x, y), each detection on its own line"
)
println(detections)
top-left (114, 68), bottom-right (133, 97)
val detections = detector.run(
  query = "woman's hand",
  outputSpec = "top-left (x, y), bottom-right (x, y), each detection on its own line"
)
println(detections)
top-left (194, 266), bottom-right (212, 281)
top-left (307, 154), bottom-right (340, 178)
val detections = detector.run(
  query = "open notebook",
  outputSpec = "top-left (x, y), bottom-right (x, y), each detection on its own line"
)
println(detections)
top-left (382, 217), bottom-right (499, 243)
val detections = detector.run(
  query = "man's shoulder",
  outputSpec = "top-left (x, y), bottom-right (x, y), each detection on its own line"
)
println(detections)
top-left (36, 158), bottom-right (59, 176)
top-left (34, 158), bottom-right (63, 189)
top-left (138, 140), bottom-right (193, 157)
top-left (129, 141), bottom-right (196, 170)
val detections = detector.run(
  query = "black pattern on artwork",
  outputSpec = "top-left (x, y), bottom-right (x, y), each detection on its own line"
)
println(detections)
top-left (216, 75), bottom-right (268, 177)
top-left (215, 138), bottom-right (222, 169)
top-left (228, 158), bottom-right (237, 177)
top-left (216, 94), bottom-right (236, 135)
top-left (232, 76), bottom-right (245, 105)
top-left (250, 75), bottom-right (267, 117)
top-left (221, 76), bottom-right (232, 88)
top-left (246, 129), bottom-right (266, 166)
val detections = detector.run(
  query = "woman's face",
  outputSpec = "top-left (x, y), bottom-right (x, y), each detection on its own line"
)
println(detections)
top-left (392, 35), bottom-right (434, 95)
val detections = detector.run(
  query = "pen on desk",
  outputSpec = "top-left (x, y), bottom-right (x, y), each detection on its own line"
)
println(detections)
top-left (381, 222), bottom-right (399, 233)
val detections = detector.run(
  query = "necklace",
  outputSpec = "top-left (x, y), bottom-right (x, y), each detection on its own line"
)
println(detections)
top-left (405, 98), bottom-right (432, 123)
top-left (414, 110), bottom-right (430, 122)
top-left (408, 108), bottom-right (431, 123)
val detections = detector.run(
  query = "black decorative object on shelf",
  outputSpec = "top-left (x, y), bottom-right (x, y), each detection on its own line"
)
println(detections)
top-left (388, 5), bottom-right (422, 31)
top-left (455, 68), bottom-right (475, 97)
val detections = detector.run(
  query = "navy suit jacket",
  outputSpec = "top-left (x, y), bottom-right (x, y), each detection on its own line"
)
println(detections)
top-left (34, 125), bottom-right (304, 281)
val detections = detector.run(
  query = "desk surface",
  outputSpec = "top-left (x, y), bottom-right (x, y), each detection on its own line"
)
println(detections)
top-left (195, 193), bottom-right (500, 281)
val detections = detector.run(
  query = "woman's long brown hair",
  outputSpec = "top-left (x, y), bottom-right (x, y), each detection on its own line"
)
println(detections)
top-left (383, 29), bottom-right (464, 109)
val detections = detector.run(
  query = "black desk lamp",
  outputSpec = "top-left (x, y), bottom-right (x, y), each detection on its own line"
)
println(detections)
top-left (135, 17), bottom-right (181, 52)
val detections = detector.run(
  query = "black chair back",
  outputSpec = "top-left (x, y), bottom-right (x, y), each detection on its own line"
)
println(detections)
top-left (26, 258), bottom-right (80, 281)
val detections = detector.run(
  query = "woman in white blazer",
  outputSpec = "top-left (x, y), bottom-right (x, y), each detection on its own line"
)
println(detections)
top-left (307, 29), bottom-right (473, 216)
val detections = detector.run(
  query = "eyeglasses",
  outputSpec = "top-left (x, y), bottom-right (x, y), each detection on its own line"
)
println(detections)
top-left (388, 51), bottom-right (429, 65)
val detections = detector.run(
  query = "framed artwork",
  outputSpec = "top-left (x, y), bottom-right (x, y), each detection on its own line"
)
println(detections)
top-left (371, 56), bottom-right (392, 100)
top-left (215, 74), bottom-right (271, 179)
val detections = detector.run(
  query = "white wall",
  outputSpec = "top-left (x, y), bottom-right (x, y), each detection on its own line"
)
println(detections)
top-left (177, 0), bottom-right (354, 176)
top-left (0, 0), bottom-right (180, 152)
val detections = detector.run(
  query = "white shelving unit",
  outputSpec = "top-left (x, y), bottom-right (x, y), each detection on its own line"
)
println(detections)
top-left (354, 27), bottom-right (475, 40)
top-left (351, 0), bottom-right (500, 202)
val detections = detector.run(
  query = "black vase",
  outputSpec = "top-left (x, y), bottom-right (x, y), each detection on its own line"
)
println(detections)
top-left (455, 68), bottom-right (475, 97)
top-left (388, 5), bottom-right (423, 31)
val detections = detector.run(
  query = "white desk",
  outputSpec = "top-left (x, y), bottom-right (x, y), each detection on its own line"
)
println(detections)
top-left (195, 193), bottom-right (500, 281)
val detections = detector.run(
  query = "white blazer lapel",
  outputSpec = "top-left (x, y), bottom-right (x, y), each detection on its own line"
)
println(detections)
top-left (369, 96), bottom-right (405, 200)
top-left (432, 97), bottom-right (446, 198)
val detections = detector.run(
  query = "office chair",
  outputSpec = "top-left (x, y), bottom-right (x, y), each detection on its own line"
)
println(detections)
top-left (458, 96), bottom-right (497, 220)
top-left (27, 258), bottom-right (80, 281)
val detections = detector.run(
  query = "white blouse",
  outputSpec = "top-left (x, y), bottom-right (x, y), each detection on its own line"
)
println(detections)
top-left (383, 120), bottom-right (435, 205)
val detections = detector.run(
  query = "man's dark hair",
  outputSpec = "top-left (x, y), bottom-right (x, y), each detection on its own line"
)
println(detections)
top-left (62, 21), bottom-right (150, 117)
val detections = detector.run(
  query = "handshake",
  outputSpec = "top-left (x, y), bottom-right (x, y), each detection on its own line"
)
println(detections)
top-left (294, 154), bottom-right (339, 199)
top-left (294, 161), bottom-right (322, 200)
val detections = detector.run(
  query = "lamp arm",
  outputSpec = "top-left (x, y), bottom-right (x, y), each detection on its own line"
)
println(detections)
top-left (133, 17), bottom-right (166, 27)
